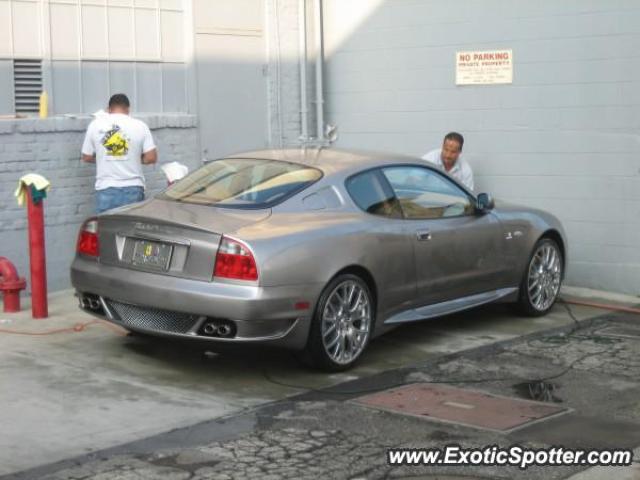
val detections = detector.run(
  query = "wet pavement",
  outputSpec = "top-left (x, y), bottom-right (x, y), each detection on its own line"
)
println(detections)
top-left (1, 292), bottom-right (638, 479)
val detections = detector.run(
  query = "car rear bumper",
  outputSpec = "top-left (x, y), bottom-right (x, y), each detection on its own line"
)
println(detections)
top-left (71, 257), bottom-right (324, 349)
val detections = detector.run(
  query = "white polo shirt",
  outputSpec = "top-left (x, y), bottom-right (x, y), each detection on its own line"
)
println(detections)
top-left (422, 148), bottom-right (474, 191)
top-left (81, 113), bottom-right (156, 191)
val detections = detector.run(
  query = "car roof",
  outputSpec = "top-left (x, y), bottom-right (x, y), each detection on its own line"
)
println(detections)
top-left (225, 147), bottom-right (421, 176)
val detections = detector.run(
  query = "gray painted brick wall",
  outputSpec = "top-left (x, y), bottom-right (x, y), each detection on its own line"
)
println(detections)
top-left (322, 0), bottom-right (640, 295)
top-left (0, 114), bottom-right (200, 292)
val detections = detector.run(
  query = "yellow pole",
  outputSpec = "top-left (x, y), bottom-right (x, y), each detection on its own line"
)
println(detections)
top-left (39, 91), bottom-right (48, 118)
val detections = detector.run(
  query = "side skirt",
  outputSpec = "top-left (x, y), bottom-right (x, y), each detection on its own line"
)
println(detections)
top-left (384, 287), bottom-right (519, 325)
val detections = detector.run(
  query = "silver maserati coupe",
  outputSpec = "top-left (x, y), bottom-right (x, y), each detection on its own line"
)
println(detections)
top-left (71, 148), bottom-right (566, 371)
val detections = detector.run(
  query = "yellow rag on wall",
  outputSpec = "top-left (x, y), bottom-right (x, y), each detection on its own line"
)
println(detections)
top-left (14, 173), bottom-right (51, 206)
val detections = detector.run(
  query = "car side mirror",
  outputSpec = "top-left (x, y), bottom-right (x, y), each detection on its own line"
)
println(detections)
top-left (476, 193), bottom-right (495, 212)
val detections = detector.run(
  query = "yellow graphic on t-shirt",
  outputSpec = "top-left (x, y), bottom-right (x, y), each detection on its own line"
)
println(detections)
top-left (101, 125), bottom-right (129, 157)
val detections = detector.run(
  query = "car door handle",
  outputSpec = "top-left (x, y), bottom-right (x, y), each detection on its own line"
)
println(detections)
top-left (416, 230), bottom-right (432, 241)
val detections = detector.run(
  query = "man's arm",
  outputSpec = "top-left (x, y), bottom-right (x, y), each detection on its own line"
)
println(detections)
top-left (81, 122), bottom-right (96, 163)
top-left (141, 123), bottom-right (157, 165)
top-left (141, 148), bottom-right (157, 165)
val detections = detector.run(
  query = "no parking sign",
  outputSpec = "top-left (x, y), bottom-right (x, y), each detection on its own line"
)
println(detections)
top-left (455, 49), bottom-right (513, 85)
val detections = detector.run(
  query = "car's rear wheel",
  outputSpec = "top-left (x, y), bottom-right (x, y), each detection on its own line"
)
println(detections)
top-left (302, 274), bottom-right (374, 371)
top-left (516, 237), bottom-right (563, 316)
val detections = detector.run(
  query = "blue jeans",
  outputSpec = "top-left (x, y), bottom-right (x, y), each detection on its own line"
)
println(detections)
top-left (96, 186), bottom-right (145, 213)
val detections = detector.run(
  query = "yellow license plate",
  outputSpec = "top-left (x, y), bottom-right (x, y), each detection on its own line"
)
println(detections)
top-left (132, 239), bottom-right (173, 270)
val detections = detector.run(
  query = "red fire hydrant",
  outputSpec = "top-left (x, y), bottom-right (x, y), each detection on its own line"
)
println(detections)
top-left (0, 257), bottom-right (27, 313)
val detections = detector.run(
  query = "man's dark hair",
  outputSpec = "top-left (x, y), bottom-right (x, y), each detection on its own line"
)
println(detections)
top-left (108, 93), bottom-right (130, 108)
top-left (444, 132), bottom-right (464, 150)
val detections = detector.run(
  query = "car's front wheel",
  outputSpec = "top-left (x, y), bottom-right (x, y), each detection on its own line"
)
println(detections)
top-left (302, 274), bottom-right (374, 371)
top-left (516, 237), bottom-right (563, 316)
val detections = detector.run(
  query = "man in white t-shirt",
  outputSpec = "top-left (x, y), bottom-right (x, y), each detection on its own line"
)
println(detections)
top-left (422, 132), bottom-right (474, 191)
top-left (81, 93), bottom-right (157, 213)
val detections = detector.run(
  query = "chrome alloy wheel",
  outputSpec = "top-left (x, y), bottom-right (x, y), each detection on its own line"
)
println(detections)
top-left (321, 280), bottom-right (371, 365)
top-left (527, 243), bottom-right (562, 311)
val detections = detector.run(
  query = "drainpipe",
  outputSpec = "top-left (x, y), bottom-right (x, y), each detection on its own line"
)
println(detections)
top-left (298, 0), bottom-right (309, 143)
top-left (313, 0), bottom-right (325, 142)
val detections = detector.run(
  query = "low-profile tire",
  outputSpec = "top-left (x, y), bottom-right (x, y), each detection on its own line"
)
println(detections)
top-left (516, 237), bottom-right (563, 317)
top-left (301, 274), bottom-right (374, 372)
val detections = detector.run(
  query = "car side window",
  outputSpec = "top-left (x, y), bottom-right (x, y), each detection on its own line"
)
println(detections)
top-left (346, 170), bottom-right (403, 218)
top-left (382, 166), bottom-right (474, 219)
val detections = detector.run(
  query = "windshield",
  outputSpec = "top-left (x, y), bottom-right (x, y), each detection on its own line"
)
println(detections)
top-left (160, 158), bottom-right (323, 208)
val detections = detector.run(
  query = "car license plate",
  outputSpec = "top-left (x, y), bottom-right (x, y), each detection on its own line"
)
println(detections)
top-left (132, 239), bottom-right (173, 270)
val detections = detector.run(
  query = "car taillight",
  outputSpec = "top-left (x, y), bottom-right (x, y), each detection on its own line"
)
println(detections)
top-left (214, 237), bottom-right (258, 281)
top-left (77, 219), bottom-right (99, 257)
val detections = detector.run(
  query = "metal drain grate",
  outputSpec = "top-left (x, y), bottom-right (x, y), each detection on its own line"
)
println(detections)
top-left (354, 383), bottom-right (568, 432)
top-left (106, 300), bottom-right (200, 334)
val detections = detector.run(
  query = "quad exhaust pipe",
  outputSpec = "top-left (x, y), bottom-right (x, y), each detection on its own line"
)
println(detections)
top-left (201, 319), bottom-right (235, 338)
top-left (217, 323), bottom-right (232, 337)
top-left (79, 294), bottom-right (103, 313)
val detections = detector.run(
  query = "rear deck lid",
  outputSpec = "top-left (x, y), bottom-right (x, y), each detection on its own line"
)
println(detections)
top-left (96, 199), bottom-right (270, 281)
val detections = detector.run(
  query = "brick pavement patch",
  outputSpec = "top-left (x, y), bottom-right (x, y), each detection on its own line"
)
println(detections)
top-left (354, 383), bottom-right (568, 432)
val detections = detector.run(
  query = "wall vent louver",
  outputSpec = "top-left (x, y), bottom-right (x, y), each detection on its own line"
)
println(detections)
top-left (13, 59), bottom-right (43, 113)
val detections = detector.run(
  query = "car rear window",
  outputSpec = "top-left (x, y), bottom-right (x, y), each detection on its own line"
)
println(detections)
top-left (160, 158), bottom-right (322, 208)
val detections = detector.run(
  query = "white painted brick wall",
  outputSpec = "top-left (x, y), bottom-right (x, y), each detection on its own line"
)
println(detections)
top-left (265, 0), bottom-right (319, 146)
top-left (0, 114), bottom-right (200, 292)
top-left (266, 0), bottom-right (302, 146)
top-left (4, 1), bottom-right (637, 296)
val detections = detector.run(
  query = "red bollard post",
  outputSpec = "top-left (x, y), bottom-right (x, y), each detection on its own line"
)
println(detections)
top-left (26, 187), bottom-right (48, 318)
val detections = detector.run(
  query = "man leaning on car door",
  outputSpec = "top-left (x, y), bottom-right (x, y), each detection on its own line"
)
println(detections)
top-left (422, 132), bottom-right (474, 191)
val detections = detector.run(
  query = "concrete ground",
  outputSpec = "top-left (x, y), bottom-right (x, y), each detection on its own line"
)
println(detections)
top-left (0, 287), bottom-right (638, 479)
